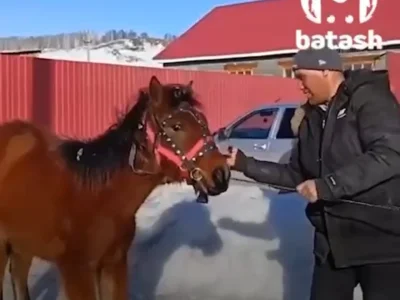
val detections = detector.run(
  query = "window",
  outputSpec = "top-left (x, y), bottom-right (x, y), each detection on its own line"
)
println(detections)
top-left (363, 62), bottom-right (373, 69)
top-left (343, 62), bottom-right (375, 70)
top-left (278, 59), bottom-right (295, 78)
top-left (229, 108), bottom-right (278, 139)
top-left (230, 69), bottom-right (253, 75)
top-left (283, 68), bottom-right (294, 78)
top-left (224, 63), bottom-right (257, 75)
top-left (276, 108), bottom-right (296, 139)
top-left (343, 63), bottom-right (351, 70)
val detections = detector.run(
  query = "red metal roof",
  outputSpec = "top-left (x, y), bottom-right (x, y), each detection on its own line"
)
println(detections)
top-left (155, 0), bottom-right (400, 61)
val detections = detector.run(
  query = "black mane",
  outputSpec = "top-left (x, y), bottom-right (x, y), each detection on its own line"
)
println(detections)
top-left (59, 83), bottom-right (201, 184)
top-left (164, 83), bottom-right (202, 109)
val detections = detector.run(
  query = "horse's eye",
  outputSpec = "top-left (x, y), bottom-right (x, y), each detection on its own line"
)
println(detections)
top-left (172, 123), bottom-right (182, 131)
top-left (173, 89), bottom-right (181, 98)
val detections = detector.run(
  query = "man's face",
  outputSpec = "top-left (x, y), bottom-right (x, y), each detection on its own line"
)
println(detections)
top-left (294, 69), bottom-right (330, 105)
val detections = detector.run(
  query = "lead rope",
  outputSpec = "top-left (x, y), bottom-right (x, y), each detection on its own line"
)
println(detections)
top-left (225, 145), bottom-right (400, 211)
top-left (268, 183), bottom-right (400, 211)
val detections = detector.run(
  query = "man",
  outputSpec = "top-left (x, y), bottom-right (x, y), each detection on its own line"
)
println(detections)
top-left (227, 47), bottom-right (400, 300)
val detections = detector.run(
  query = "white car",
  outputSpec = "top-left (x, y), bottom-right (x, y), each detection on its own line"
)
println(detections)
top-left (214, 103), bottom-right (298, 189)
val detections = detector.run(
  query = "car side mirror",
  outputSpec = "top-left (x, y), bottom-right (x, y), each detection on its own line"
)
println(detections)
top-left (213, 127), bottom-right (227, 141)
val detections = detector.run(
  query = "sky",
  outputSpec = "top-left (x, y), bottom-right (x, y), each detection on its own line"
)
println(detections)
top-left (0, 0), bottom-right (254, 38)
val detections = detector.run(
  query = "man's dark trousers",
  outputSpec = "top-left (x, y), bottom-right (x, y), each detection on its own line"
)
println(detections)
top-left (310, 255), bottom-right (400, 300)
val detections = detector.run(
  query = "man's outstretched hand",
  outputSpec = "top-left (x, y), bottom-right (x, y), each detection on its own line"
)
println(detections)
top-left (226, 146), bottom-right (237, 167)
top-left (296, 180), bottom-right (319, 203)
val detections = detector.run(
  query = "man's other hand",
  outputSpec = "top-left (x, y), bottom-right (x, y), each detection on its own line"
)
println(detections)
top-left (296, 180), bottom-right (319, 203)
top-left (226, 146), bottom-right (238, 167)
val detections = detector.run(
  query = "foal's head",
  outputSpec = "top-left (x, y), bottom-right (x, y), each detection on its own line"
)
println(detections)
top-left (135, 76), bottom-right (231, 196)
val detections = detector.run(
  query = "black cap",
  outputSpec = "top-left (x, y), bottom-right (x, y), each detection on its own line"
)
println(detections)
top-left (292, 48), bottom-right (343, 72)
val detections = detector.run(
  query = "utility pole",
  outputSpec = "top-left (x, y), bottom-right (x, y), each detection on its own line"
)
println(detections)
top-left (82, 31), bottom-right (93, 62)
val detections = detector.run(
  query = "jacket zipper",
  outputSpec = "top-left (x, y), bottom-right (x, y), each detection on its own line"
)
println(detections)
top-left (319, 110), bottom-right (328, 177)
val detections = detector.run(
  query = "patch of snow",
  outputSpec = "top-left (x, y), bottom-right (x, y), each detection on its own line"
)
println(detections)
top-left (131, 183), bottom-right (362, 300)
top-left (37, 39), bottom-right (164, 68)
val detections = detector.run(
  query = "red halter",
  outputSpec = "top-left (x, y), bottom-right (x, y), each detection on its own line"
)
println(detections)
top-left (144, 106), bottom-right (216, 180)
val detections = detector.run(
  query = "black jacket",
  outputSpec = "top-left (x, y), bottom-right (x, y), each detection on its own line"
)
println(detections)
top-left (234, 69), bottom-right (400, 267)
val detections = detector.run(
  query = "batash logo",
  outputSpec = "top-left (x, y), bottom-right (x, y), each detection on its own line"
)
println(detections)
top-left (296, 0), bottom-right (382, 50)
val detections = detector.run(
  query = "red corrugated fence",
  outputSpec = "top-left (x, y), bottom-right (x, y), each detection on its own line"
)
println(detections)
top-left (0, 55), bottom-right (304, 138)
top-left (387, 52), bottom-right (400, 100)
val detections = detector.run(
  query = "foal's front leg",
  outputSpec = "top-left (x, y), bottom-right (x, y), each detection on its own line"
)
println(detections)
top-left (98, 228), bottom-right (134, 300)
top-left (57, 259), bottom-right (98, 300)
top-left (98, 252), bottom-right (129, 300)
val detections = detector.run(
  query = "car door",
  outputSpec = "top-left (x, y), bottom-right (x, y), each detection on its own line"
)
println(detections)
top-left (267, 107), bottom-right (298, 164)
top-left (216, 107), bottom-right (280, 183)
top-left (224, 107), bottom-right (279, 159)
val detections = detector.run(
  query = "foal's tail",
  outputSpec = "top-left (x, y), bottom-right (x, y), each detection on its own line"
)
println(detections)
top-left (0, 240), bottom-right (12, 300)
top-left (5, 242), bottom-right (32, 300)
top-left (6, 242), bottom-right (18, 300)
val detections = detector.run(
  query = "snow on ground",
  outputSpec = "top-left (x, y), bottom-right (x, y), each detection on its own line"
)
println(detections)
top-left (131, 183), bottom-right (315, 300)
top-left (6, 182), bottom-right (362, 300)
top-left (37, 39), bottom-right (164, 67)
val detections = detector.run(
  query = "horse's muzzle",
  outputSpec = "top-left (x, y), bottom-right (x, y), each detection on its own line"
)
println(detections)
top-left (207, 164), bottom-right (230, 196)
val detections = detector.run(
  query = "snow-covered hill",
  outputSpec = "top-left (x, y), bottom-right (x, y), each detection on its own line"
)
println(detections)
top-left (37, 39), bottom-right (164, 67)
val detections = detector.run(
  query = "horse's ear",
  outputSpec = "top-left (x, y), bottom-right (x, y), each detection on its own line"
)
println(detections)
top-left (187, 80), bottom-right (193, 91)
top-left (148, 76), bottom-right (163, 106)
